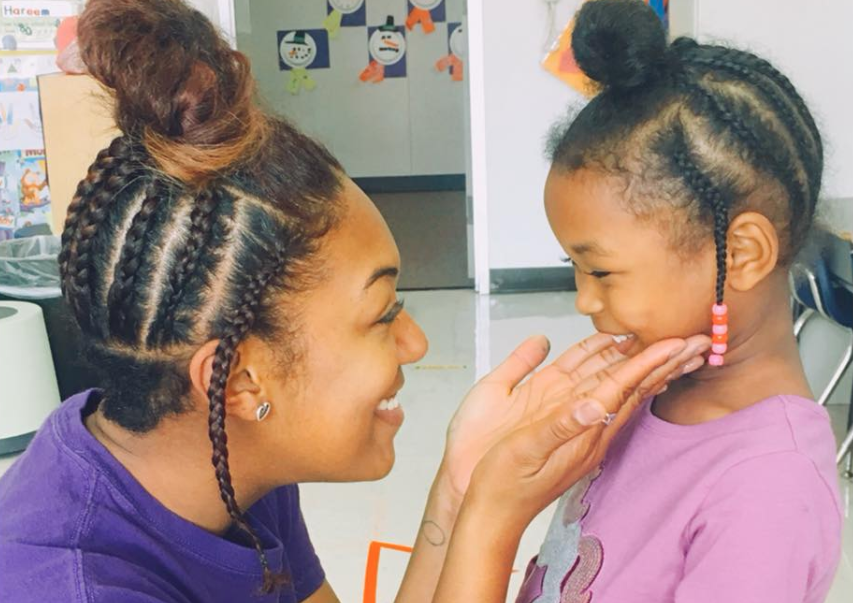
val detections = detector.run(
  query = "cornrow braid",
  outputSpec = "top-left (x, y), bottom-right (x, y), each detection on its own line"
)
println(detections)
top-left (736, 52), bottom-right (823, 166)
top-left (146, 185), bottom-right (225, 347)
top-left (671, 37), bottom-right (823, 168)
top-left (206, 239), bottom-right (296, 594)
top-left (669, 131), bottom-right (729, 304)
top-left (60, 136), bottom-right (144, 333)
top-left (679, 52), bottom-right (821, 199)
top-left (106, 180), bottom-right (163, 342)
top-left (677, 78), bottom-right (810, 233)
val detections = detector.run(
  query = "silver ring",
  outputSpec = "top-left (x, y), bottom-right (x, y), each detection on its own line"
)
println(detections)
top-left (601, 412), bottom-right (617, 426)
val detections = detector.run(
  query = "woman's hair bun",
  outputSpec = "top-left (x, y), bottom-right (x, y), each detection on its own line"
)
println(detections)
top-left (77, 0), bottom-right (269, 187)
top-left (571, 0), bottom-right (669, 93)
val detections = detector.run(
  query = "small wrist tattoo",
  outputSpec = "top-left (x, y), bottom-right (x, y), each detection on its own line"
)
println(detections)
top-left (421, 520), bottom-right (447, 547)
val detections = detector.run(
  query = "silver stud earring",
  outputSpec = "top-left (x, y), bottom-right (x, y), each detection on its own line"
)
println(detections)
top-left (255, 401), bottom-right (271, 422)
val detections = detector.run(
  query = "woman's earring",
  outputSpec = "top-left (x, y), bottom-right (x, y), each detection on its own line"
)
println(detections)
top-left (255, 401), bottom-right (271, 422)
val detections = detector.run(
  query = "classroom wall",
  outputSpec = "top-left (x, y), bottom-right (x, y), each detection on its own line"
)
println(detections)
top-left (232, 0), bottom-right (467, 178)
top-left (475, 0), bottom-right (584, 270)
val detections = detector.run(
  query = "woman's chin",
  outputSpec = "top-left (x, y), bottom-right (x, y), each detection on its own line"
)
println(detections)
top-left (327, 447), bottom-right (397, 483)
top-left (365, 448), bottom-right (396, 481)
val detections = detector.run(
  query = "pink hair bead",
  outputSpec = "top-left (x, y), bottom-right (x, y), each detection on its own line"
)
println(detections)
top-left (712, 343), bottom-right (728, 355)
top-left (712, 303), bottom-right (728, 316)
top-left (712, 324), bottom-right (728, 335)
top-left (708, 354), bottom-right (725, 367)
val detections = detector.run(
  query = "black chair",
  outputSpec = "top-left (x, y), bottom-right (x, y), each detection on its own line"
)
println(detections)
top-left (790, 231), bottom-right (853, 477)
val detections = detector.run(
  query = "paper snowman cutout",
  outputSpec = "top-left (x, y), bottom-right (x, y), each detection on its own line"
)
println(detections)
top-left (360, 17), bottom-right (407, 83)
top-left (280, 31), bottom-right (318, 69)
top-left (278, 30), bottom-right (330, 95)
top-left (407, 0), bottom-right (446, 34)
top-left (436, 22), bottom-right (465, 81)
top-left (324, 0), bottom-right (366, 38)
top-left (449, 23), bottom-right (466, 59)
top-left (370, 28), bottom-right (406, 66)
top-left (329, 0), bottom-right (364, 13)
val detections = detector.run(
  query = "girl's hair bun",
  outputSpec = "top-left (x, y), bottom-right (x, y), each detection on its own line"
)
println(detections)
top-left (571, 0), bottom-right (669, 93)
top-left (77, 0), bottom-right (269, 187)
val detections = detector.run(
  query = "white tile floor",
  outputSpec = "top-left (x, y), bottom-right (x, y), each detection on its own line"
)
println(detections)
top-left (1, 290), bottom-right (851, 602)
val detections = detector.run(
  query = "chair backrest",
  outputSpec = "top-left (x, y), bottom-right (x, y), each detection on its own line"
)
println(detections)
top-left (790, 231), bottom-right (853, 329)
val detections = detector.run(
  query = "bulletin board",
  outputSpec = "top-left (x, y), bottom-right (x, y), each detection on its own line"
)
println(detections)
top-left (234, 0), bottom-right (467, 179)
top-left (0, 0), bottom-right (82, 240)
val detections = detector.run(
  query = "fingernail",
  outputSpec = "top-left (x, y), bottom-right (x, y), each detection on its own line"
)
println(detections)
top-left (574, 400), bottom-right (607, 426)
top-left (685, 340), bottom-right (711, 358)
top-left (682, 356), bottom-right (705, 374)
top-left (658, 384), bottom-right (668, 394)
top-left (613, 333), bottom-right (634, 344)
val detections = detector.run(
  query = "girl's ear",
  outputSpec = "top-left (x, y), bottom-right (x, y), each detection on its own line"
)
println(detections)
top-left (726, 211), bottom-right (780, 292)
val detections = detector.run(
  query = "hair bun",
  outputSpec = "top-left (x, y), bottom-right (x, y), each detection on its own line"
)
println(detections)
top-left (78, 0), bottom-right (269, 187)
top-left (571, 0), bottom-right (669, 93)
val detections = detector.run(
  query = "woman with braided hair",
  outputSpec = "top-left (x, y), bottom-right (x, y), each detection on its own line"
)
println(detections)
top-left (516, 1), bottom-right (842, 602)
top-left (0, 1), bottom-right (708, 602)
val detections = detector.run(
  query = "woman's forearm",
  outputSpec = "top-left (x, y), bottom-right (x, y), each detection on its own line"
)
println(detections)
top-left (432, 493), bottom-right (525, 603)
top-left (395, 466), bottom-right (462, 603)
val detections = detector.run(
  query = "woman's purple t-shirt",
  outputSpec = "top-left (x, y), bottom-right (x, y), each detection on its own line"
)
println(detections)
top-left (0, 390), bottom-right (325, 602)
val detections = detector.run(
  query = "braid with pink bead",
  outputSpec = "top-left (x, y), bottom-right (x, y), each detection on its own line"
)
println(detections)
top-left (710, 304), bottom-right (728, 366)
top-left (666, 125), bottom-right (731, 366)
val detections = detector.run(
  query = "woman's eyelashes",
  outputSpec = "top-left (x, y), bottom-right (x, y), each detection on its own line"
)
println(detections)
top-left (377, 299), bottom-right (405, 325)
top-left (561, 255), bottom-right (611, 279)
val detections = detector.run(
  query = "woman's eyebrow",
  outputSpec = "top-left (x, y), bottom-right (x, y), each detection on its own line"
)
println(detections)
top-left (364, 266), bottom-right (399, 289)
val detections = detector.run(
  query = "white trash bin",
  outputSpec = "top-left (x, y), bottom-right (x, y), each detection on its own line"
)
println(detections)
top-left (0, 300), bottom-right (61, 454)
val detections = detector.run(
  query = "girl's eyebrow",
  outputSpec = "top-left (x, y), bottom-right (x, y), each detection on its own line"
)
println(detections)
top-left (568, 241), bottom-right (612, 257)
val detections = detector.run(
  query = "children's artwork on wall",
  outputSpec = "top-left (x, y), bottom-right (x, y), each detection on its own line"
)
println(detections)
top-left (277, 29), bottom-right (330, 95)
top-left (542, 0), bottom-right (668, 95)
top-left (0, 2), bottom-right (82, 237)
top-left (436, 21), bottom-right (464, 82)
top-left (1, 18), bottom-right (61, 51)
top-left (323, 0), bottom-right (366, 39)
top-left (406, 0), bottom-right (445, 34)
top-left (0, 54), bottom-right (55, 80)
top-left (0, 77), bottom-right (35, 92)
top-left (0, 91), bottom-right (44, 151)
top-left (0, 149), bottom-right (50, 239)
top-left (0, 151), bottom-right (17, 241)
top-left (360, 17), bottom-right (407, 84)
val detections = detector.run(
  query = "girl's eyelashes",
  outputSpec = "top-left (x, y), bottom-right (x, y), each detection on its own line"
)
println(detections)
top-left (561, 255), bottom-right (611, 279)
top-left (378, 299), bottom-right (405, 325)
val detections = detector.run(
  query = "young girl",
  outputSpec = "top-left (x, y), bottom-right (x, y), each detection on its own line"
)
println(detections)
top-left (516, 1), bottom-right (842, 601)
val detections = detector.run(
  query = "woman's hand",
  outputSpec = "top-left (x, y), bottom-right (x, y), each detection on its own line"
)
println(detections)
top-left (429, 334), bottom-right (710, 603)
top-left (437, 333), bottom-right (710, 508)
top-left (466, 334), bottom-right (709, 528)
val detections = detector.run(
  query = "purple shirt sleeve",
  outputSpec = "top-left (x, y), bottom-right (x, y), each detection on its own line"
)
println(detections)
top-left (675, 452), bottom-right (842, 603)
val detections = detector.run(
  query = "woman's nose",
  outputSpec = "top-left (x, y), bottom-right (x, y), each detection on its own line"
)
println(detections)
top-left (395, 310), bottom-right (428, 365)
